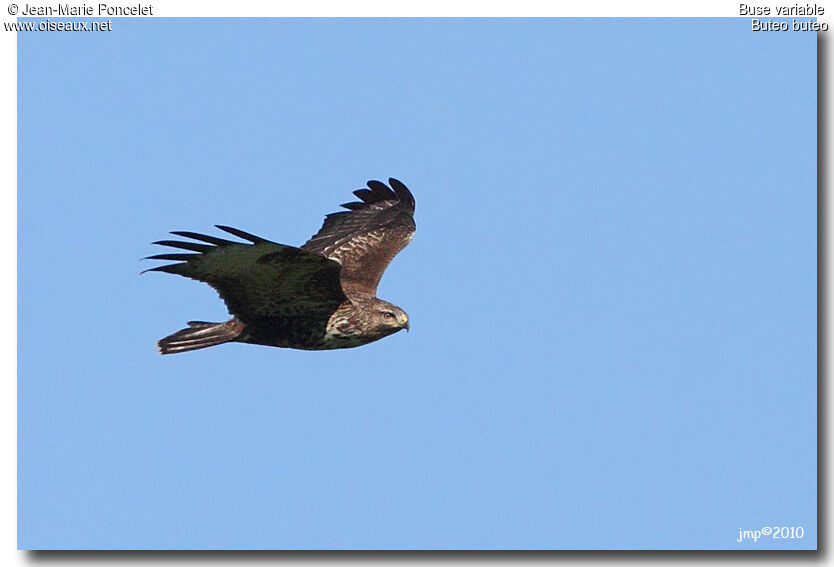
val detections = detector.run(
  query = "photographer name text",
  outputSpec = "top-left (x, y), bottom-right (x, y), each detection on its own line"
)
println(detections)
top-left (19, 3), bottom-right (152, 16)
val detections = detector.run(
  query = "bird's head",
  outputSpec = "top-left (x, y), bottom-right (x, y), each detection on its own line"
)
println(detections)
top-left (372, 300), bottom-right (410, 334)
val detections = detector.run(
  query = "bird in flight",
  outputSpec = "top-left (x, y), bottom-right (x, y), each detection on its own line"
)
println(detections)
top-left (145, 178), bottom-right (415, 354)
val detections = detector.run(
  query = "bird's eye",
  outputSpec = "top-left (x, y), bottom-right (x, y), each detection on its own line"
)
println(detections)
top-left (382, 311), bottom-right (394, 319)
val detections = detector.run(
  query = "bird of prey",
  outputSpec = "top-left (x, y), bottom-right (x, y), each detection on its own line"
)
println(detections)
top-left (145, 178), bottom-right (415, 354)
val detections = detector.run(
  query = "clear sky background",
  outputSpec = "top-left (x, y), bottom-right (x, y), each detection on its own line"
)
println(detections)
top-left (18, 18), bottom-right (816, 550)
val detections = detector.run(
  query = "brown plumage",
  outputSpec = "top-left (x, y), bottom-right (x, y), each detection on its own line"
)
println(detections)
top-left (145, 178), bottom-right (415, 354)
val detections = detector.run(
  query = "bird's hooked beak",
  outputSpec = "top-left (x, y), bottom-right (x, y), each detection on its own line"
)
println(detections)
top-left (400, 314), bottom-right (409, 332)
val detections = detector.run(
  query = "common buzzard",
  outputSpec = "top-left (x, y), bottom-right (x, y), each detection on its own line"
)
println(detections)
top-left (145, 178), bottom-right (415, 354)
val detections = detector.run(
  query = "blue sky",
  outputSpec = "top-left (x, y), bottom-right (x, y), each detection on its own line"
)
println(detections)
top-left (18, 18), bottom-right (816, 549)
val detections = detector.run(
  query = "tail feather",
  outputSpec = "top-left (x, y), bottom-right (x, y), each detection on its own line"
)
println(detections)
top-left (157, 320), bottom-right (244, 355)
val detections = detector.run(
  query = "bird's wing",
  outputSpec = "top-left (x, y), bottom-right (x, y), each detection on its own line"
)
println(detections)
top-left (145, 226), bottom-right (346, 324)
top-left (301, 178), bottom-right (416, 297)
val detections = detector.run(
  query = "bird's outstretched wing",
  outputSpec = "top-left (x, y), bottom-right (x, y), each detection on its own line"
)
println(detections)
top-left (145, 226), bottom-right (346, 324)
top-left (302, 178), bottom-right (416, 297)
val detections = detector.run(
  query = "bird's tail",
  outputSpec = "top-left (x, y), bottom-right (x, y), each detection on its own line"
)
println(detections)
top-left (157, 320), bottom-right (244, 355)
